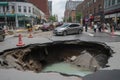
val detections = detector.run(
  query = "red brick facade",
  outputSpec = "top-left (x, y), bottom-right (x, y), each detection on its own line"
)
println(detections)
top-left (76, 0), bottom-right (104, 22)
top-left (28, 0), bottom-right (50, 18)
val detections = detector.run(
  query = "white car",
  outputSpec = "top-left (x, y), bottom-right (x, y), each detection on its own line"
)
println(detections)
top-left (33, 25), bottom-right (43, 31)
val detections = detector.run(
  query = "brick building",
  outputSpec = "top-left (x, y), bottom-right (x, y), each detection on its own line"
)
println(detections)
top-left (64, 0), bottom-right (82, 22)
top-left (76, 0), bottom-right (104, 25)
top-left (28, 0), bottom-right (50, 20)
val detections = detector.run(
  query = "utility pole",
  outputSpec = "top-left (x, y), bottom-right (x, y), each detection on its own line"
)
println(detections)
top-left (4, 11), bottom-right (7, 26)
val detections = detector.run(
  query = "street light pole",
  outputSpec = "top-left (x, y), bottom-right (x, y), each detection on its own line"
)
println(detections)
top-left (4, 11), bottom-right (7, 27)
top-left (4, 10), bottom-right (7, 28)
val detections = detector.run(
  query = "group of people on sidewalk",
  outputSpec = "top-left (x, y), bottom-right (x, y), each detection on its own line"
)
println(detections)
top-left (84, 21), bottom-right (117, 33)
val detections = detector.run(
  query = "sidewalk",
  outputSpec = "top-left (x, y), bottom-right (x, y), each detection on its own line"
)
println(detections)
top-left (87, 27), bottom-right (120, 36)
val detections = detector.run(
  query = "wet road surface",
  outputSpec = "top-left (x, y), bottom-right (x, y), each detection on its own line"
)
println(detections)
top-left (0, 31), bottom-right (120, 80)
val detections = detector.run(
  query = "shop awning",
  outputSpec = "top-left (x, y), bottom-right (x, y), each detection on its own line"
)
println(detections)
top-left (0, 14), bottom-right (15, 17)
top-left (0, 2), bottom-right (8, 6)
top-left (0, 13), bottom-right (25, 17)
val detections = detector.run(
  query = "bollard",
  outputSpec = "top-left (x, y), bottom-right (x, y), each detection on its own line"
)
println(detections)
top-left (16, 34), bottom-right (25, 46)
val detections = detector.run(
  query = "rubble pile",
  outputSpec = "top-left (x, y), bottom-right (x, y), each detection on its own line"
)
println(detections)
top-left (0, 41), bottom-right (113, 72)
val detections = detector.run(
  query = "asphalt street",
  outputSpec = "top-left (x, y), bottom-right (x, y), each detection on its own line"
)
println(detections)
top-left (0, 30), bottom-right (120, 70)
top-left (0, 30), bottom-right (120, 80)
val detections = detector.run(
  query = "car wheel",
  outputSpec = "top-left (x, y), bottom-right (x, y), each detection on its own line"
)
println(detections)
top-left (63, 31), bottom-right (67, 36)
top-left (78, 29), bottom-right (82, 34)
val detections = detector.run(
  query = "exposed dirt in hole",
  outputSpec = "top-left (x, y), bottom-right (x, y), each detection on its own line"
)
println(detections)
top-left (0, 41), bottom-right (113, 73)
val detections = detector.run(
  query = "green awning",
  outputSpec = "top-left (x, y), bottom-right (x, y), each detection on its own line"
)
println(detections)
top-left (0, 13), bottom-right (15, 17)
top-left (0, 2), bottom-right (8, 6)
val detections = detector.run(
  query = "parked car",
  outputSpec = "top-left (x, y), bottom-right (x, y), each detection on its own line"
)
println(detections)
top-left (33, 24), bottom-right (43, 31)
top-left (53, 23), bottom-right (83, 36)
top-left (41, 23), bottom-right (54, 31)
top-left (0, 27), bottom-right (5, 41)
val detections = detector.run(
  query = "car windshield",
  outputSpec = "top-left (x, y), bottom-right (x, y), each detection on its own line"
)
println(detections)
top-left (61, 24), bottom-right (69, 27)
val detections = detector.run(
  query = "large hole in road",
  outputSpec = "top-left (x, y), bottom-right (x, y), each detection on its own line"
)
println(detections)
top-left (0, 40), bottom-right (113, 76)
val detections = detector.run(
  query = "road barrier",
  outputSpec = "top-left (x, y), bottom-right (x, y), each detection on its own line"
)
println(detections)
top-left (16, 34), bottom-right (25, 46)
top-left (28, 32), bottom-right (33, 38)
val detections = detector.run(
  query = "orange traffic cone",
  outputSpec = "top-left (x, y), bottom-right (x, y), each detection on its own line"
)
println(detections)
top-left (28, 32), bottom-right (33, 38)
top-left (111, 26), bottom-right (115, 36)
top-left (16, 34), bottom-right (25, 46)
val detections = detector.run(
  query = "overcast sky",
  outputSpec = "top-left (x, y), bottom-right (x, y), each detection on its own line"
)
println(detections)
top-left (49, 0), bottom-right (83, 21)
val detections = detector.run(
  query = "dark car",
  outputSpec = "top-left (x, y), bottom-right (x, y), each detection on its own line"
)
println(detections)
top-left (0, 27), bottom-right (5, 41)
top-left (41, 23), bottom-right (54, 31)
top-left (53, 23), bottom-right (83, 36)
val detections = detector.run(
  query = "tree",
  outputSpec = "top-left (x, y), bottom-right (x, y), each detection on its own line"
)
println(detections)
top-left (76, 12), bottom-right (82, 23)
top-left (49, 15), bottom-right (57, 22)
top-left (68, 16), bottom-right (72, 22)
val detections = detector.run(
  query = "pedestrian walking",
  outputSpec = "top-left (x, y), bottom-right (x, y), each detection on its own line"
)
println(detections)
top-left (27, 23), bottom-right (32, 32)
top-left (93, 23), bottom-right (97, 32)
top-left (113, 22), bottom-right (117, 31)
top-left (85, 22), bottom-right (88, 32)
top-left (97, 22), bottom-right (102, 32)
top-left (110, 23), bottom-right (113, 32)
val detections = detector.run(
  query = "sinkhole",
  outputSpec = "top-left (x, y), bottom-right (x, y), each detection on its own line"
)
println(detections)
top-left (0, 40), bottom-right (114, 76)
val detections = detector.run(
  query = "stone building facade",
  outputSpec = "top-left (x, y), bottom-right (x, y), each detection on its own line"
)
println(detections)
top-left (0, 1), bottom-right (46, 28)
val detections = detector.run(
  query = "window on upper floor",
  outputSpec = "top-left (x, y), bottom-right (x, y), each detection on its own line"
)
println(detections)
top-left (3, 6), bottom-right (5, 12)
top-left (98, 4), bottom-right (102, 11)
top-left (88, 2), bottom-right (90, 7)
top-left (29, 7), bottom-right (31, 13)
top-left (0, 7), bottom-right (1, 13)
top-left (6, 6), bottom-right (9, 12)
top-left (108, 0), bottom-right (111, 6)
top-left (94, 8), bottom-right (96, 14)
top-left (12, 6), bottom-right (15, 11)
top-left (104, 0), bottom-right (107, 8)
top-left (33, 8), bottom-right (34, 14)
top-left (112, 0), bottom-right (115, 5)
top-left (18, 6), bottom-right (21, 12)
top-left (93, 0), bottom-right (96, 3)
top-left (118, 0), bottom-right (120, 3)
top-left (24, 6), bottom-right (26, 13)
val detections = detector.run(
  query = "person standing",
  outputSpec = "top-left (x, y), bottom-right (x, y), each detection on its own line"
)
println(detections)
top-left (85, 21), bottom-right (88, 32)
top-left (97, 22), bottom-right (102, 32)
top-left (93, 23), bottom-right (97, 32)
